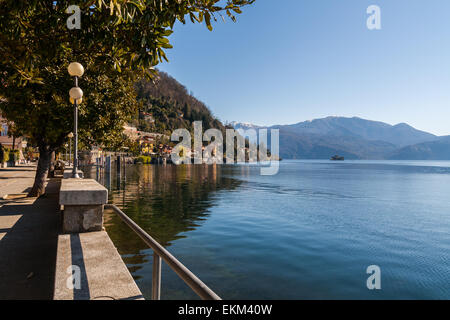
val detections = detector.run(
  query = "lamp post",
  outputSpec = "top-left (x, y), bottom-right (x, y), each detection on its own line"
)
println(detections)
top-left (68, 132), bottom-right (74, 167)
top-left (68, 62), bottom-right (84, 178)
top-left (65, 143), bottom-right (68, 162)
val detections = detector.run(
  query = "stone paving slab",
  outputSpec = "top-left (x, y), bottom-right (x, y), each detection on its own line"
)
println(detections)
top-left (54, 231), bottom-right (144, 300)
top-left (0, 165), bottom-right (37, 199)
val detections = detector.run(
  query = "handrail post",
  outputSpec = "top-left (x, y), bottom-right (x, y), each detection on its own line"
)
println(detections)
top-left (152, 251), bottom-right (162, 300)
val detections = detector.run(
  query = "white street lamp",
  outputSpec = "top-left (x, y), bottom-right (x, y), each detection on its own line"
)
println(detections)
top-left (68, 62), bottom-right (84, 178)
top-left (65, 143), bottom-right (69, 162)
top-left (68, 62), bottom-right (84, 77)
top-left (69, 87), bottom-right (83, 100)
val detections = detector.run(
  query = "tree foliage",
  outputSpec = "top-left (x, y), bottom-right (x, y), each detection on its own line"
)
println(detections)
top-left (0, 0), bottom-right (254, 84)
top-left (134, 71), bottom-right (225, 135)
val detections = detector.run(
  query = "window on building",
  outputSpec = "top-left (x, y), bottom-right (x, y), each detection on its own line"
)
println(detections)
top-left (1, 124), bottom-right (8, 136)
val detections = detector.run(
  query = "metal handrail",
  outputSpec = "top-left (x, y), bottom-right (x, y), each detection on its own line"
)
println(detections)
top-left (104, 204), bottom-right (221, 300)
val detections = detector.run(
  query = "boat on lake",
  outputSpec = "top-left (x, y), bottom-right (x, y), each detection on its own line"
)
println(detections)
top-left (330, 155), bottom-right (344, 161)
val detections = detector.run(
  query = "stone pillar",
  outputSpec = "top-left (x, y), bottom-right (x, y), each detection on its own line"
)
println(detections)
top-left (59, 179), bottom-right (108, 233)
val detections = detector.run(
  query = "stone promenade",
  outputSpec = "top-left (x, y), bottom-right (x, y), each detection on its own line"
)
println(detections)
top-left (0, 165), bottom-right (60, 299)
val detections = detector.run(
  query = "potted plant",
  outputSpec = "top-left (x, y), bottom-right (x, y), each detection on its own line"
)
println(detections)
top-left (1, 148), bottom-right (9, 168)
top-left (7, 149), bottom-right (19, 167)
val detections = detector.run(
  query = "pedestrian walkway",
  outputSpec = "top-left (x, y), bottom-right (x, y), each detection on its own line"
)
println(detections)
top-left (0, 165), bottom-right (60, 299)
top-left (0, 165), bottom-right (37, 199)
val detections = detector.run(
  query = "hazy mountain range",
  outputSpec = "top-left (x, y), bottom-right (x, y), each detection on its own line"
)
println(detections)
top-left (230, 117), bottom-right (450, 160)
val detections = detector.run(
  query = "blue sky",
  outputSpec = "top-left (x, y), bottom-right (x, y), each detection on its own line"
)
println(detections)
top-left (158, 0), bottom-right (450, 136)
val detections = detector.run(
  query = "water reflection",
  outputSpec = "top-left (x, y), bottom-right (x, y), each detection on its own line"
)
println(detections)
top-left (84, 164), bottom-right (242, 282)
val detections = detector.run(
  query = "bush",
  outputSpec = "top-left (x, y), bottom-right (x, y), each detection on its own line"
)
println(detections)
top-left (136, 155), bottom-right (152, 164)
top-left (8, 150), bottom-right (19, 163)
top-left (1, 149), bottom-right (10, 163)
top-left (0, 149), bottom-right (20, 163)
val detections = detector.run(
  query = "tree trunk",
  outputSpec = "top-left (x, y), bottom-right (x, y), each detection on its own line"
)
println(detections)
top-left (48, 151), bottom-right (56, 178)
top-left (12, 136), bottom-right (16, 150)
top-left (28, 146), bottom-right (52, 197)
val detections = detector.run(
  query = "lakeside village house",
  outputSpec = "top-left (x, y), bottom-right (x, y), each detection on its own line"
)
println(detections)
top-left (84, 123), bottom-right (222, 165)
top-left (0, 114), bottom-right (27, 163)
top-left (68, 124), bottom-right (172, 166)
top-left (123, 125), bottom-right (173, 157)
top-left (122, 125), bottom-right (219, 160)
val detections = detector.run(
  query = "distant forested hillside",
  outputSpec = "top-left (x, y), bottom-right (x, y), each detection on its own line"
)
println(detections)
top-left (388, 136), bottom-right (450, 160)
top-left (133, 71), bottom-right (226, 135)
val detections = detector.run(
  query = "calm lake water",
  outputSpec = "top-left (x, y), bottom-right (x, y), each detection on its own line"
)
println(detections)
top-left (85, 160), bottom-right (450, 299)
